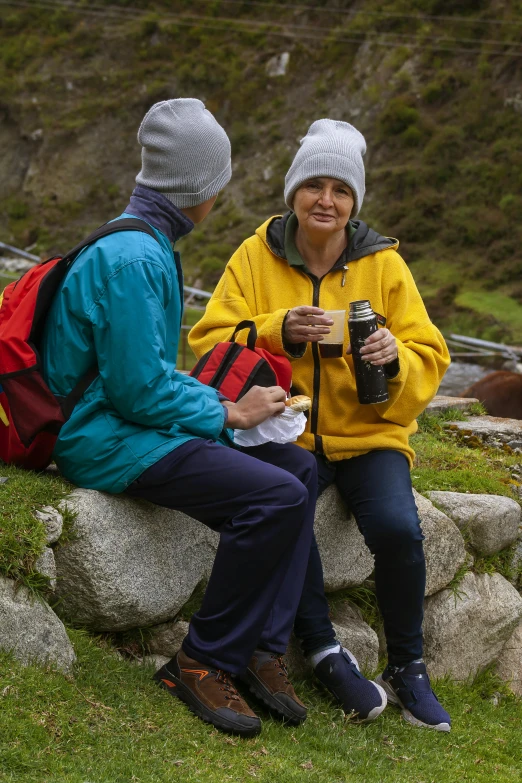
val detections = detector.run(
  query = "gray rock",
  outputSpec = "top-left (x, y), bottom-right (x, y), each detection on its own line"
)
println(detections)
top-left (508, 538), bottom-right (522, 587)
top-left (0, 257), bottom-right (35, 274)
top-left (423, 572), bottom-right (522, 680)
top-left (444, 416), bottom-right (522, 448)
top-left (427, 491), bottom-right (521, 555)
top-left (425, 395), bottom-right (478, 414)
top-left (413, 490), bottom-right (467, 595)
top-left (496, 620), bottom-right (522, 697)
top-left (0, 576), bottom-right (75, 673)
top-left (148, 620), bottom-right (190, 657)
top-left (34, 505), bottom-right (63, 545)
top-left (331, 603), bottom-right (379, 672)
top-left (142, 654), bottom-right (170, 671)
top-left (54, 489), bottom-right (219, 631)
top-left (35, 547), bottom-right (57, 590)
top-left (266, 52), bottom-right (290, 77)
top-left (315, 486), bottom-right (374, 592)
top-left (284, 609), bottom-right (379, 679)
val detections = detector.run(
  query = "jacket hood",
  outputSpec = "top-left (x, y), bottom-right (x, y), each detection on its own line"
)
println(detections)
top-left (257, 212), bottom-right (398, 267)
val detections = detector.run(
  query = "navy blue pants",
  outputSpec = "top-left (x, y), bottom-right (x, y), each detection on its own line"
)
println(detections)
top-left (126, 439), bottom-right (317, 675)
top-left (294, 450), bottom-right (425, 667)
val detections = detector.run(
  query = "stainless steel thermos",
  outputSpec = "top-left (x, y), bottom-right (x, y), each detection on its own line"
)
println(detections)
top-left (348, 300), bottom-right (389, 404)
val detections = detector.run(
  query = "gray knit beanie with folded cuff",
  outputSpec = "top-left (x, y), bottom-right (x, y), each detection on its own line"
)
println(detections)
top-left (284, 119), bottom-right (366, 217)
top-left (136, 98), bottom-right (232, 208)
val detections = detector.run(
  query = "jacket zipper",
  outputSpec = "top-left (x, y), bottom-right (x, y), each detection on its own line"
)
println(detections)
top-left (307, 264), bottom-right (347, 447)
top-left (307, 273), bottom-right (322, 443)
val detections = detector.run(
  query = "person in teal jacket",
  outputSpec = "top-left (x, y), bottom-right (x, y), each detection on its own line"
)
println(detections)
top-left (41, 99), bottom-right (318, 737)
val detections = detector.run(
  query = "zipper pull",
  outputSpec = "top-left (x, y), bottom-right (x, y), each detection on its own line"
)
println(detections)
top-left (341, 264), bottom-right (348, 287)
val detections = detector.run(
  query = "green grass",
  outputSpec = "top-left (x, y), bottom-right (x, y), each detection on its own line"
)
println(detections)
top-left (0, 465), bottom-right (70, 590)
top-left (454, 291), bottom-right (522, 344)
top-left (411, 412), bottom-right (521, 498)
top-left (0, 631), bottom-right (521, 783)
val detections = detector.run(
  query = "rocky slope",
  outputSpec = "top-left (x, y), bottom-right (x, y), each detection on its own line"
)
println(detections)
top-left (1, 0), bottom-right (522, 339)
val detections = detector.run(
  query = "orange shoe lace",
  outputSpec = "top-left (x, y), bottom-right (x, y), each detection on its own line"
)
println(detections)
top-left (216, 670), bottom-right (241, 701)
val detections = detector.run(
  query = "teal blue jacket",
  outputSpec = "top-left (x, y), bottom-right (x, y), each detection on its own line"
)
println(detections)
top-left (42, 192), bottom-right (227, 493)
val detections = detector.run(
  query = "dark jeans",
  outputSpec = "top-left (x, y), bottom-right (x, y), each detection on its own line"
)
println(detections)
top-left (126, 439), bottom-right (317, 675)
top-left (294, 450), bottom-right (425, 667)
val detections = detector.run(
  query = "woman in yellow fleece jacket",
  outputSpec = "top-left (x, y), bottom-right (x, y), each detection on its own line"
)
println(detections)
top-left (189, 119), bottom-right (452, 731)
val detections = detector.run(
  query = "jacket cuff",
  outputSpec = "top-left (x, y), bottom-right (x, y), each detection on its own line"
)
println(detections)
top-left (281, 311), bottom-right (307, 359)
top-left (385, 357), bottom-right (400, 379)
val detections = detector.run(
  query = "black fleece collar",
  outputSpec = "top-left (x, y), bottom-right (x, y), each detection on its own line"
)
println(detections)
top-left (265, 211), bottom-right (396, 267)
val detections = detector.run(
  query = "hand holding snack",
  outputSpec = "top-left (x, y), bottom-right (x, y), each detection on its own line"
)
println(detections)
top-left (285, 395), bottom-right (311, 412)
top-left (223, 385), bottom-right (286, 430)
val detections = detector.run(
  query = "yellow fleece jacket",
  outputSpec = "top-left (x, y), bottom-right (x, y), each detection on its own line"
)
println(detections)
top-left (189, 216), bottom-right (450, 466)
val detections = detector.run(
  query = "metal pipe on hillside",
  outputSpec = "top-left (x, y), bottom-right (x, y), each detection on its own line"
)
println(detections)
top-left (0, 242), bottom-right (40, 262)
top-left (449, 334), bottom-right (522, 358)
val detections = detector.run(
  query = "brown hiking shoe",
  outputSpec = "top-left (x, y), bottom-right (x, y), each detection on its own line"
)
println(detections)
top-left (241, 649), bottom-right (307, 724)
top-left (153, 649), bottom-right (261, 736)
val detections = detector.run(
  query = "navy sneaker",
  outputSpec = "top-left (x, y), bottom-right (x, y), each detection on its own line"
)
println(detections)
top-left (375, 661), bottom-right (451, 732)
top-left (314, 648), bottom-right (387, 722)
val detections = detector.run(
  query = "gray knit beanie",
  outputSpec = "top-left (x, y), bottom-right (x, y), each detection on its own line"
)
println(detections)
top-left (284, 119), bottom-right (366, 217)
top-left (136, 98), bottom-right (231, 207)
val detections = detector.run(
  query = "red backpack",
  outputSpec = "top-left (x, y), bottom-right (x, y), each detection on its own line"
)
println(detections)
top-left (0, 218), bottom-right (158, 470)
top-left (190, 320), bottom-right (292, 402)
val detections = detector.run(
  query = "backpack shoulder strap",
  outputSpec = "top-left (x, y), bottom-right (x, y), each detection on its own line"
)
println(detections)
top-left (61, 218), bottom-right (159, 265)
top-left (55, 219), bottom-right (161, 416)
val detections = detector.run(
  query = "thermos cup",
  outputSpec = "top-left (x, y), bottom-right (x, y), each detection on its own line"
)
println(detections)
top-left (348, 300), bottom-right (389, 404)
top-left (319, 310), bottom-right (345, 358)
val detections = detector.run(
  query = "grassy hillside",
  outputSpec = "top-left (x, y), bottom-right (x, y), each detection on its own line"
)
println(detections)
top-left (1, 0), bottom-right (522, 340)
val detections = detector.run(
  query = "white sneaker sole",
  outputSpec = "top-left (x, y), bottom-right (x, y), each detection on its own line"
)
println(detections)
top-left (374, 674), bottom-right (451, 732)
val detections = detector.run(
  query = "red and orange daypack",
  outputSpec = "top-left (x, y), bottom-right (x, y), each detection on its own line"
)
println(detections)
top-left (0, 218), bottom-right (158, 470)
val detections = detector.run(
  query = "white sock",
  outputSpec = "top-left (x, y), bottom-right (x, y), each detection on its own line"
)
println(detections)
top-left (309, 643), bottom-right (341, 669)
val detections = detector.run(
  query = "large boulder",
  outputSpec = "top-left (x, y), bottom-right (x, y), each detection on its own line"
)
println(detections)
top-left (55, 489), bottom-right (219, 631)
top-left (0, 576), bottom-right (75, 673)
top-left (427, 491), bottom-right (521, 555)
top-left (423, 572), bottom-right (522, 680)
top-left (315, 486), bottom-right (374, 591)
top-left (413, 490), bottom-right (467, 595)
top-left (496, 620), bottom-right (522, 697)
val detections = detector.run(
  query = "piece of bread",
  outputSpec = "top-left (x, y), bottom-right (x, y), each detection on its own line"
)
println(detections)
top-left (285, 395), bottom-right (311, 412)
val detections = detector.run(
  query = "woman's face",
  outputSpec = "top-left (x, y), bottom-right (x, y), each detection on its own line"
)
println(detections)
top-left (293, 177), bottom-right (354, 238)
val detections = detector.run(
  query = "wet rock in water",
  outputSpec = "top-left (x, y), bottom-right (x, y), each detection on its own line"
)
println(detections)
top-left (437, 362), bottom-right (490, 397)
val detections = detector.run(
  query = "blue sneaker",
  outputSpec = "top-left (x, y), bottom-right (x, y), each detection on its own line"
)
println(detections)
top-left (375, 661), bottom-right (451, 732)
top-left (314, 648), bottom-right (387, 722)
